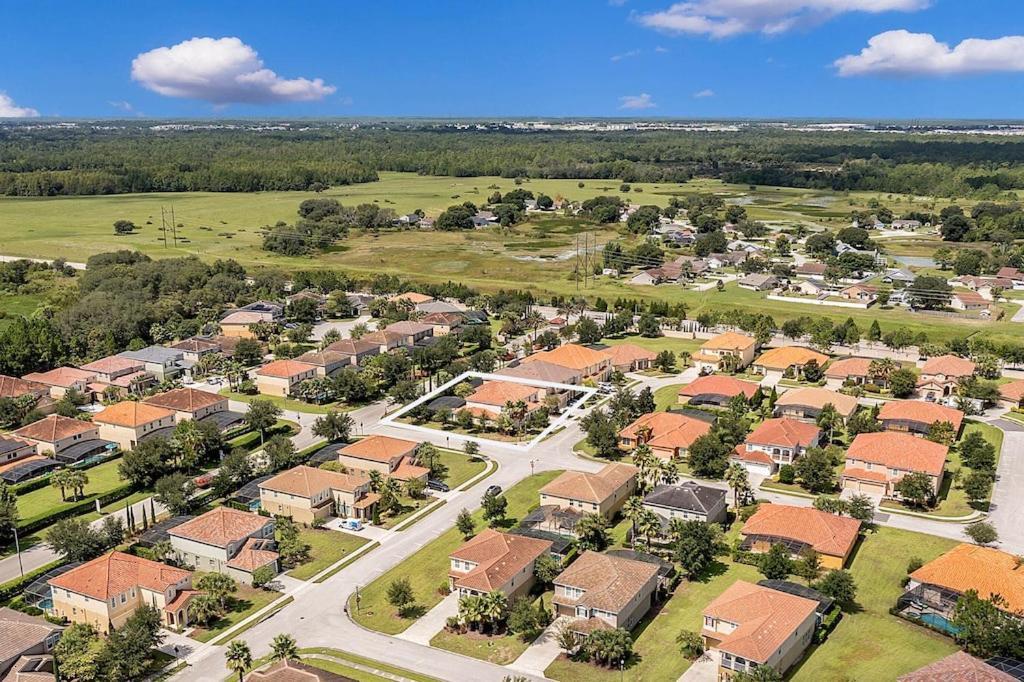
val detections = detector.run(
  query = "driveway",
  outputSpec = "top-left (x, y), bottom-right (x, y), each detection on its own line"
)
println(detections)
top-left (678, 650), bottom-right (719, 682)
top-left (508, 616), bottom-right (570, 676)
top-left (398, 592), bottom-right (459, 645)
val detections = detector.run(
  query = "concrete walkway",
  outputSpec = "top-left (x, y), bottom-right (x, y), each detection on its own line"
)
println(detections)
top-left (397, 592), bottom-right (459, 645)
top-left (508, 616), bottom-right (569, 676)
top-left (678, 650), bottom-right (719, 682)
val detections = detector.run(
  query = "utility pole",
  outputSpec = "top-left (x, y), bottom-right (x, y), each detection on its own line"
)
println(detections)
top-left (575, 234), bottom-right (580, 292)
top-left (170, 206), bottom-right (178, 247)
top-left (160, 207), bottom-right (168, 248)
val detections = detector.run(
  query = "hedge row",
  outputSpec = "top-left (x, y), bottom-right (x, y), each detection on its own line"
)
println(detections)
top-left (17, 483), bottom-right (136, 537)
top-left (0, 558), bottom-right (67, 605)
top-left (12, 453), bottom-right (123, 496)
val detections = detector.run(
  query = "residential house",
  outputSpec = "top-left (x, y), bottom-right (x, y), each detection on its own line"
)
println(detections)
top-left (0, 374), bottom-right (55, 414)
top-left (878, 400), bottom-right (964, 437)
top-left (255, 359), bottom-right (319, 397)
top-left (731, 418), bottom-right (821, 477)
top-left (690, 332), bottom-right (757, 373)
top-left (618, 411), bottom-right (712, 461)
top-left (891, 219), bottom-right (922, 230)
top-left (839, 283), bottom-right (878, 303)
top-left (737, 273), bottom-right (778, 291)
top-left (917, 354), bottom-right (976, 399)
top-left (0, 607), bottom-right (62, 680)
top-left (630, 265), bottom-right (681, 286)
top-left (383, 321), bottom-right (434, 345)
top-left (604, 344), bottom-right (658, 372)
top-left (678, 375), bottom-right (759, 407)
top-left (78, 356), bottom-right (152, 398)
top-left (219, 311), bottom-right (274, 339)
top-left (344, 292), bottom-right (377, 314)
top-left (235, 301), bottom-right (284, 319)
top-left (168, 507), bottom-right (279, 585)
top-left (419, 311), bottom-right (464, 336)
top-left (463, 380), bottom-right (546, 422)
top-left (553, 551), bottom-right (659, 632)
top-left (793, 278), bottom-right (829, 297)
top-left (841, 432), bottom-right (947, 499)
top-left (495, 360), bottom-right (582, 386)
top-left (293, 350), bottom-right (351, 377)
top-left (94, 401), bottom-right (176, 451)
top-left (740, 504), bottom-right (860, 569)
top-left (14, 415), bottom-right (101, 457)
top-left (774, 387), bottom-right (859, 423)
top-left (538, 463), bottom-right (638, 519)
top-left (258, 465), bottom-right (377, 524)
top-left (323, 338), bottom-right (381, 365)
top-left (0, 435), bottom-right (37, 468)
top-left (898, 652), bottom-right (1015, 682)
top-left (882, 268), bottom-right (915, 286)
top-left (144, 387), bottom-right (230, 424)
top-left (998, 379), bottom-right (1024, 409)
top-left (448, 528), bottom-right (552, 598)
top-left (388, 292), bottom-right (434, 307)
top-left (996, 266), bottom-right (1024, 289)
top-left (336, 435), bottom-right (429, 483)
top-left (951, 291), bottom-right (991, 313)
top-left (47, 551), bottom-right (196, 633)
top-left (752, 346), bottom-right (829, 379)
top-left (360, 330), bottom-right (409, 353)
top-left (285, 290), bottom-right (327, 318)
top-left (702, 581), bottom-right (818, 679)
top-left (118, 346), bottom-right (185, 382)
top-left (170, 337), bottom-right (221, 364)
top-left (794, 262), bottom-right (827, 278)
top-left (824, 357), bottom-right (875, 388)
top-left (643, 481), bottom-right (728, 528)
top-left (523, 343), bottom-right (613, 382)
top-left (22, 367), bottom-right (94, 400)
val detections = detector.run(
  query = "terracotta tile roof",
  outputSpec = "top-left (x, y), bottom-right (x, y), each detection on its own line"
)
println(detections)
top-left (953, 291), bottom-right (989, 306)
top-left (730, 444), bottom-right (774, 466)
top-left (910, 544), bottom-right (1024, 614)
top-left (324, 339), bottom-right (378, 356)
top-left (846, 432), bottom-right (947, 477)
top-left (389, 292), bottom-right (434, 305)
top-left (841, 467), bottom-right (889, 483)
top-left (170, 337), bottom-right (220, 353)
top-left (0, 374), bottom-right (49, 399)
top-left (701, 332), bottom-right (756, 352)
top-left (745, 418), bottom-right (820, 449)
top-left (921, 354), bottom-right (976, 378)
top-left (109, 370), bottom-right (151, 389)
top-left (361, 330), bottom-right (406, 347)
top-left (999, 380), bottom-right (1024, 403)
top-left (384, 321), bottom-right (434, 336)
top-left (256, 359), bottom-right (318, 379)
top-left (260, 465), bottom-right (368, 498)
top-left (796, 262), bottom-right (827, 275)
top-left (898, 651), bottom-right (1015, 682)
top-left (776, 387), bottom-right (860, 417)
top-left (294, 350), bottom-right (349, 367)
top-left (619, 412), bottom-right (712, 451)
top-left (94, 401), bottom-right (175, 428)
top-left (339, 435), bottom-right (418, 464)
top-left (78, 356), bottom-right (143, 375)
top-left (392, 460), bottom-right (430, 481)
top-left (754, 346), bottom-right (829, 370)
top-left (225, 538), bottom-right (279, 573)
top-left (144, 387), bottom-right (225, 413)
top-left (460, 406), bottom-right (500, 421)
top-left (14, 415), bottom-right (95, 443)
top-left (467, 380), bottom-right (541, 407)
top-left (523, 344), bottom-right (612, 372)
top-left (541, 463), bottom-right (637, 504)
top-left (702, 580), bottom-right (818, 664)
top-left (0, 607), bottom-right (61, 664)
top-left (163, 588), bottom-right (200, 613)
top-left (553, 550), bottom-right (658, 613)
top-left (496, 361), bottom-right (581, 385)
top-left (742, 504), bottom-right (860, 558)
top-left (679, 375), bottom-right (759, 400)
top-left (449, 528), bottom-right (552, 593)
top-left (168, 507), bottom-right (271, 548)
top-left (878, 400), bottom-right (964, 432)
top-left (48, 551), bottom-right (190, 600)
top-left (824, 356), bottom-right (874, 379)
top-left (997, 266), bottom-right (1024, 279)
top-left (419, 312), bottom-right (464, 327)
top-left (605, 344), bottom-right (657, 367)
top-left (220, 311), bottom-right (273, 325)
top-left (22, 367), bottom-right (94, 388)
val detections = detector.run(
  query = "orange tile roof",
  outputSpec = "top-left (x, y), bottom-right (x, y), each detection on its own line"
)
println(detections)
top-left (467, 380), bottom-right (541, 407)
top-left (619, 412), bottom-right (712, 451)
top-left (742, 504), bottom-right (860, 558)
top-left (953, 291), bottom-right (989, 306)
top-left (392, 460), bottom-right (430, 481)
top-left (999, 380), bottom-right (1024, 403)
top-left (256, 359), bottom-right (319, 379)
top-left (260, 465), bottom-right (369, 498)
top-left (294, 350), bottom-right (350, 367)
top-left (541, 463), bottom-right (638, 504)
top-left (79, 356), bottom-right (143, 375)
top-left (679, 375), bottom-right (759, 400)
top-left (846, 432), bottom-right (947, 478)
top-left (95, 401), bottom-right (175, 428)
top-left (702, 580), bottom-right (818, 664)
top-left (701, 332), bottom-right (756, 352)
top-left (824, 356), bottom-right (874, 379)
top-left (0, 374), bottom-right (49, 399)
top-left (910, 544), bottom-right (1024, 614)
top-left (23, 367), bottom-right (95, 388)
top-left (745, 418), bottom-right (820, 449)
top-left (898, 651), bottom-right (1015, 682)
top-left (552, 550), bottom-right (658, 613)
top-left (604, 344), bottom-right (657, 367)
top-left (225, 538), bottom-right (279, 573)
top-left (220, 311), bottom-right (273, 325)
top-left (14, 415), bottom-right (95, 443)
top-left (144, 387), bottom-right (225, 413)
top-left (841, 467), bottom-right (889, 484)
top-left (754, 346), bottom-right (829, 370)
top-left (389, 292), bottom-right (434, 305)
top-left (324, 338), bottom-right (378, 356)
top-left (730, 444), bottom-right (774, 466)
top-left (878, 400), bottom-right (964, 432)
top-left (523, 343), bottom-right (611, 372)
top-left (339, 435), bottom-right (418, 464)
top-left (449, 529), bottom-right (552, 593)
top-left (169, 507), bottom-right (272, 548)
top-left (776, 387), bottom-right (860, 417)
top-left (49, 551), bottom-right (190, 600)
top-left (920, 354), bottom-right (976, 378)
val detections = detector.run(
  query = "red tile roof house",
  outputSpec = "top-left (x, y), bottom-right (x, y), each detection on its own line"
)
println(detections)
top-left (689, 332), bottom-right (757, 373)
top-left (678, 375), bottom-right (759, 407)
top-left (898, 651), bottom-right (1015, 682)
top-left (337, 435), bottom-right (429, 483)
top-left (539, 463), bottom-right (638, 520)
top-left (951, 290), bottom-right (992, 313)
top-left (93, 401), bottom-right (176, 451)
top-left (448, 529), bottom-right (552, 598)
top-left (258, 465), bottom-right (377, 524)
top-left (361, 330), bottom-right (410, 353)
top-left (774, 387), bottom-right (860, 423)
top-left (823, 356), bottom-right (874, 389)
top-left (78, 356), bottom-right (151, 396)
top-left (463, 380), bottom-right (546, 422)
top-left (618, 412), bottom-right (712, 462)
top-left (323, 338), bottom-right (381, 365)
top-left (21, 367), bottom-right (95, 400)
top-left (701, 580), bottom-right (818, 679)
top-left (0, 374), bottom-right (56, 415)
top-left (730, 418), bottom-right (821, 477)
top-left (255, 359), bottom-right (319, 397)
top-left (522, 343), bottom-right (613, 382)
top-left (740, 504), bottom-right (861, 569)
top-left (999, 379), bottom-right (1024, 409)
top-left (0, 435), bottom-right (38, 469)
top-left (553, 551), bottom-right (659, 633)
top-left (383, 320), bottom-right (434, 345)
top-left (13, 415), bottom-right (100, 456)
top-left (916, 354), bottom-right (976, 400)
top-left (604, 344), bottom-right (658, 372)
top-left (878, 400), bottom-right (965, 438)
top-left (841, 432), bottom-right (947, 500)
top-left (418, 311), bottom-right (464, 336)
top-left (752, 347), bottom-right (830, 380)
top-left (293, 349), bottom-right (352, 378)
top-left (144, 387), bottom-right (229, 422)
top-left (168, 507), bottom-right (278, 585)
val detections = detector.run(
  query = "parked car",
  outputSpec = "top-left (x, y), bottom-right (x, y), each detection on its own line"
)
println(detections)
top-left (484, 485), bottom-right (502, 498)
top-left (427, 479), bottom-right (450, 493)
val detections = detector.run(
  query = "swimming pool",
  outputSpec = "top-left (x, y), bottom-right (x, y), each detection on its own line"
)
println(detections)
top-left (918, 612), bottom-right (960, 635)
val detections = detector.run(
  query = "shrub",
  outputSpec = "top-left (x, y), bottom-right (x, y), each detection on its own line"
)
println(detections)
top-left (778, 465), bottom-right (795, 484)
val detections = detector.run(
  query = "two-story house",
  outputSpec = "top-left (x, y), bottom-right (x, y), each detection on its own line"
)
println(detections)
top-left (730, 418), bottom-right (821, 477)
top-left (841, 432), bottom-right (947, 500)
top-left (94, 401), bottom-right (176, 451)
top-left (690, 332), bottom-right (757, 374)
top-left (22, 367), bottom-right (95, 400)
top-left (448, 529), bottom-right (552, 599)
top-left (117, 346), bottom-right (186, 382)
top-left (168, 507), bottom-right (278, 585)
top-left (916, 354), bottom-right (976, 400)
top-left (14, 415), bottom-right (102, 457)
top-left (258, 465), bottom-right (377, 524)
top-left (878, 401), bottom-right (964, 437)
top-left (255, 359), bottom-right (319, 398)
top-left (522, 343), bottom-right (613, 382)
top-left (553, 551), bottom-right (659, 632)
top-left (337, 435), bottom-right (429, 483)
top-left (642, 481), bottom-right (728, 533)
top-left (618, 412), bottom-right (713, 461)
top-left (538, 463), bottom-right (638, 520)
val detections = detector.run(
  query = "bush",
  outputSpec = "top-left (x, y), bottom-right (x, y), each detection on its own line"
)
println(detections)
top-left (737, 503), bottom-right (761, 522)
top-left (778, 465), bottom-right (795, 484)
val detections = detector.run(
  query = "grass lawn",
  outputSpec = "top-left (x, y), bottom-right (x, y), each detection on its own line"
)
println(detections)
top-left (226, 420), bottom-right (298, 452)
top-left (379, 494), bottom-right (442, 529)
top-left (350, 471), bottom-right (561, 635)
top-left (436, 447), bottom-right (489, 489)
top-left (600, 335), bottom-right (703, 356)
top-left (219, 389), bottom-right (345, 415)
top-left (298, 648), bottom-right (442, 682)
top-left (653, 383), bottom-right (684, 411)
top-left (430, 628), bottom-right (533, 666)
top-left (189, 581), bottom-right (280, 643)
top-left (287, 529), bottom-right (370, 581)
top-left (15, 457), bottom-right (130, 527)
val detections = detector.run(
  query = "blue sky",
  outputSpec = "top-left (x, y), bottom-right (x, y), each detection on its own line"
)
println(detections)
top-left (2, 0), bottom-right (1024, 119)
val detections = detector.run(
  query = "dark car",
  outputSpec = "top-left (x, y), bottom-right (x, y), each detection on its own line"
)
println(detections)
top-left (484, 485), bottom-right (503, 498)
top-left (427, 479), bottom-right (450, 493)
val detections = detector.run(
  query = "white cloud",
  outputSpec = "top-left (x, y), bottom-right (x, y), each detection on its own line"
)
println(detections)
top-left (608, 0), bottom-right (629, 6)
top-left (611, 49), bottom-right (641, 62)
top-left (0, 92), bottom-right (39, 117)
top-left (131, 36), bottom-right (336, 104)
top-left (636, 0), bottom-right (928, 38)
top-left (108, 100), bottom-right (144, 116)
top-left (836, 30), bottom-right (1024, 76)
top-left (693, 88), bottom-right (715, 98)
top-left (619, 93), bottom-right (656, 110)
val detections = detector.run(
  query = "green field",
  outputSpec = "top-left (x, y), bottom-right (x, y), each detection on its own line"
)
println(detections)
top-left (15, 457), bottom-right (129, 527)
top-left (189, 580), bottom-right (280, 643)
top-left (287, 528), bottom-right (370, 581)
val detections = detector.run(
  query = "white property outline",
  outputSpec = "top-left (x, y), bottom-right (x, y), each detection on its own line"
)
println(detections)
top-left (380, 370), bottom-right (598, 452)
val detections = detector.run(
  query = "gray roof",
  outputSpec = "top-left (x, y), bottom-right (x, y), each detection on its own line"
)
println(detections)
top-left (118, 346), bottom-right (183, 365)
top-left (757, 580), bottom-right (835, 614)
top-left (496, 360), bottom-right (581, 384)
top-left (0, 607), bottom-right (61, 663)
top-left (644, 481), bottom-right (725, 514)
top-left (416, 301), bottom-right (463, 314)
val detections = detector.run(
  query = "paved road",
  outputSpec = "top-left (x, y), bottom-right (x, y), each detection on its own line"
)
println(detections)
top-left (985, 418), bottom-right (1024, 553)
top-left (0, 254), bottom-right (88, 270)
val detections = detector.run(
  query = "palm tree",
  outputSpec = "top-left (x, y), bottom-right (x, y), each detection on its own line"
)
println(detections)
top-left (458, 594), bottom-right (484, 632)
top-left (270, 633), bottom-right (298, 662)
top-left (50, 469), bottom-right (70, 501)
top-left (65, 470), bottom-right (88, 501)
top-left (725, 463), bottom-right (750, 509)
top-left (173, 419), bottom-right (205, 470)
top-left (524, 310), bottom-right (547, 342)
top-left (631, 444), bottom-right (657, 494)
top-left (635, 509), bottom-right (661, 552)
top-left (225, 640), bottom-right (253, 682)
top-left (658, 458), bottom-right (680, 485)
top-left (152, 540), bottom-right (173, 563)
top-left (481, 591), bottom-right (507, 634)
top-left (188, 594), bottom-right (220, 626)
top-left (622, 496), bottom-right (645, 545)
top-left (868, 358), bottom-right (898, 387)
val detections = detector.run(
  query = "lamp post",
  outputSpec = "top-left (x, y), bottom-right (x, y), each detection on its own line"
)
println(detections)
top-left (13, 525), bottom-right (23, 577)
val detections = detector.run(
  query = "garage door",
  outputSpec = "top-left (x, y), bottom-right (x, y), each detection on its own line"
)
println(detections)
top-left (856, 481), bottom-right (886, 496)
top-left (742, 462), bottom-right (772, 477)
